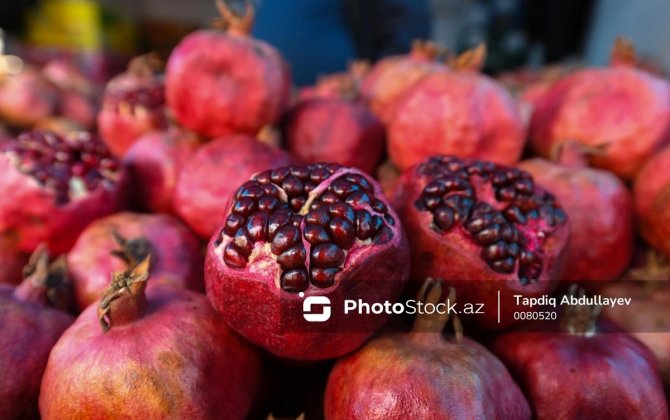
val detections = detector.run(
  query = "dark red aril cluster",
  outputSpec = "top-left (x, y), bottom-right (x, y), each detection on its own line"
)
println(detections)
top-left (218, 163), bottom-right (396, 292)
top-left (415, 156), bottom-right (567, 284)
top-left (104, 83), bottom-right (165, 112)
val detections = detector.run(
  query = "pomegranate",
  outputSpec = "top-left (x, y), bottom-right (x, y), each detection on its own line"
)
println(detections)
top-left (361, 40), bottom-right (446, 123)
top-left (634, 144), bottom-right (670, 258)
top-left (174, 134), bottom-right (293, 238)
top-left (324, 279), bottom-right (531, 419)
top-left (298, 61), bottom-right (370, 102)
top-left (529, 38), bottom-right (670, 179)
top-left (39, 256), bottom-right (262, 419)
top-left (284, 98), bottom-right (385, 174)
top-left (388, 45), bottom-right (526, 171)
top-left (98, 53), bottom-right (168, 157)
top-left (0, 249), bottom-right (74, 419)
top-left (519, 142), bottom-right (634, 282)
top-left (205, 162), bottom-right (409, 360)
top-left (491, 288), bottom-right (669, 419)
top-left (0, 65), bottom-right (59, 127)
top-left (0, 234), bottom-right (29, 285)
top-left (67, 212), bottom-right (203, 311)
top-left (376, 160), bottom-right (401, 199)
top-left (166, 0), bottom-right (291, 138)
top-left (393, 155), bottom-right (570, 328)
top-left (42, 59), bottom-right (100, 128)
top-left (0, 131), bottom-right (127, 254)
top-left (123, 128), bottom-right (201, 214)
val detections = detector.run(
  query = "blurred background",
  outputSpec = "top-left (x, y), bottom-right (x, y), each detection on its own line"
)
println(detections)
top-left (0, 0), bottom-right (668, 84)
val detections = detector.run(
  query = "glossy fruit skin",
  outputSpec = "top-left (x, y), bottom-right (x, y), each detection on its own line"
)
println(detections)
top-left (520, 157), bottom-right (634, 282)
top-left (530, 67), bottom-right (670, 179)
top-left (166, 29), bottom-right (291, 139)
top-left (634, 145), bottom-right (670, 258)
top-left (67, 212), bottom-right (203, 311)
top-left (491, 320), bottom-right (669, 419)
top-left (174, 134), bottom-right (294, 238)
top-left (284, 98), bottom-right (385, 174)
top-left (388, 72), bottom-right (525, 171)
top-left (39, 286), bottom-right (262, 420)
top-left (124, 128), bottom-right (200, 214)
top-left (0, 67), bottom-right (59, 127)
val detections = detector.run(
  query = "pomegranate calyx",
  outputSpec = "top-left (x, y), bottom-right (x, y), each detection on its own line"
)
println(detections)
top-left (561, 285), bottom-right (601, 336)
top-left (628, 250), bottom-right (670, 283)
top-left (110, 231), bottom-right (153, 270)
top-left (412, 278), bottom-right (463, 342)
top-left (214, 0), bottom-right (254, 36)
top-left (410, 39), bottom-right (442, 61)
top-left (550, 141), bottom-right (606, 167)
top-left (14, 244), bottom-right (72, 310)
top-left (97, 255), bottom-right (151, 332)
top-left (127, 52), bottom-right (164, 79)
top-left (450, 43), bottom-right (487, 72)
top-left (610, 36), bottom-right (637, 67)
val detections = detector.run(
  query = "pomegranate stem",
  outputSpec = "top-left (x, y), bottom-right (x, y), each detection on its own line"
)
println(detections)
top-left (214, 0), bottom-right (254, 36)
top-left (412, 278), bottom-right (462, 342)
top-left (560, 285), bottom-right (601, 336)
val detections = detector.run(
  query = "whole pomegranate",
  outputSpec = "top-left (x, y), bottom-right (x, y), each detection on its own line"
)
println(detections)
top-left (529, 38), bottom-right (670, 179)
top-left (284, 98), bottom-right (385, 174)
top-left (324, 279), bottom-right (531, 419)
top-left (166, 0), bottom-right (291, 138)
top-left (393, 155), bottom-right (570, 328)
top-left (0, 249), bottom-right (74, 419)
top-left (361, 40), bottom-right (446, 123)
top-left (40, 256), bottom-right (262, 419)
top-left (67, 212), bottom-right (203, 311)
top-left (634, 144), bottom-right (670, 258)
top-left (519, 143), bottom-right (634, 282)
top-left (42, 59), bottom-right (100, 128)
top-left (205, 162), bottom-right (409, 360)
top-left (0, 131), bottom-right (127, 254)
top-left (0, 65), bottom-right (59, 127)
top-left (491, 290), bottom-right (669, 419)
top-left (174, 134), bottom-right (293, 238)
top-left (123, 128), bottom-right (201, 214)
top-left (298, 61), bottom-right (370, 102)
top-left (388, 45), bottom-right (525, 171)
top-left (98, 53), bottom-right (167, 157)
top-left (0, 234), bottom-right (29, 285)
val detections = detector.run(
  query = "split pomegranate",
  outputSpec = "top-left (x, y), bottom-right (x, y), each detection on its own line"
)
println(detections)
top-left (40, 256), bottom-right (262, 419)
top-left (324, 279), bottom-right (531, 419)
top-left (42, 59), bottom-right (100, 129)
top-left (205, 162), bottom-right (409, 360)
top-left (634, 144), bottom-right (670, 258)
top-left (67, 212), bottom-right (203, 311)
top-left (98, 53), bottom-right (168, 157)
top-left (388, 45), bottom-right (526, 171)
top-left (491, 289), bottom-right (669, 419)
top-left (0, 234), bottom-right (29, 285)
top-left (0, 131), bottom-right (127, 254)
top-left (123, 128), bottom-right (201, 214)
top-left (393, 155), bottom-right (569, 328)
top-left (166, 0), bottom-right (291, 138)
top-left (297, 61), bottom-right (369, 102)
top-left (284, 98), bottom-right (385, 174)
top-left (174, 134), bottom-right (293, 238)
top-left (529, 38), bottom-right (670, 179)
top-left (361, 40), bottom-right (446, 123)
top-left (519, 142), bottom-right (634, 282)
top-left (0, 249), bottom-right (74, 419)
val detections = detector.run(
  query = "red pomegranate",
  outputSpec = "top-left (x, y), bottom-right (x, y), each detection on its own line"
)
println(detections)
top-left (388, 45), bottom-right (526, 171)
top-left (491, 289), bottom-right (669, 419)
top-left (174, 134), bottom-right (293, 238)
top-left (634, 144), bottom-right (670, 258)
top-left (98, 53), bottom-right (168, 157)
top-left (0, 131), bottom-right (127, 254)
top-left (325, 279), bottom-right (531, 419)
top-left (361, 40), bottom-right (446, 123)
top-left (393, 155), bottom-right (570, 328)
top-left (519, 143), bottom-right (634, 282)
top-left (529, 38), bottom-right (670, 179)
top-left (0, 65), bottom-right (59, 127)
top-left (42, 59), bottom-right (100, 129)
top-left (40, 256), bottom-right (262, 419)
top-left (284, 98), bottom-right (385, 174)
top-left (166, 0), bottom-right (291, 139)
top-left (205, 163), bottom-right (409, 360)
top-left (123, 128), bottom-right (201, 214)
top-left (0, 234), bottom-right (29, 285)
top-left (67, 212), bottom-right (203, 311)
top-left (0, 249), bottom-right (74, 419)
top-left (376, 160), bottom-right (402, 199)
top-left (297, 61), bottom-right (370, 102)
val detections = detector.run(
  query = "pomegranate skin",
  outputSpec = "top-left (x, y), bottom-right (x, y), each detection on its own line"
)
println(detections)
top-left (492, 320), bottom-right (669, 419)
top-left (519, 154), bottom-right (634, 282)
top-left (0, 67), bottom-right (59, 127)
top-left (0, 235), bottom-right (30, 285)
top-left (297, 61), bottom-right (369, 102)
top-left (0, 132), bottom-right (128, 254)
top-left (42, 59), bottom-right (100, 129)
top-left (205, 164), bottom-right (409, 360)
top-left (123, 128), bottom-right (201, 214)
top-left (174, 134), bottom-right (294, 238)
top-left (284, 98), bottom-right (385, 174)
top-left (67, 212), bottom-right (203, 311)
top-left (529, 67), bottom-right (670, 179)
top-left (634, 145), bottom-right (670, 257)
top-left (39, 284), bottom-right (261, 419)
top-left (388, 72), bottom-right (525, 171)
